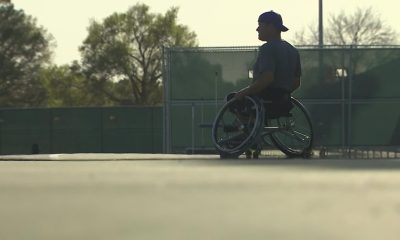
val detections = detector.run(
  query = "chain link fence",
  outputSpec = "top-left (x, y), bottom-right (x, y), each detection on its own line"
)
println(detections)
top-left (163, 46), bottom-right (400, 158)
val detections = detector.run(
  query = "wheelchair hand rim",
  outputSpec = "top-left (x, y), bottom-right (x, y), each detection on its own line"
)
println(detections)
top-left (212, 96), bottom-right (264, 155)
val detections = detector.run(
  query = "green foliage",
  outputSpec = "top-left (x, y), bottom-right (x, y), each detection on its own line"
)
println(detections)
top-left (40, 63), bottom-right (113, 107)
top-left (0, 4), bottom-right (53, 107)
top-left (80, 3), bottom-right (197, 105)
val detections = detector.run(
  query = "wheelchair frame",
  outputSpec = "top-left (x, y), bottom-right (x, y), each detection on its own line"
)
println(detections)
top-left (211, 96), bottom-right (314, 159)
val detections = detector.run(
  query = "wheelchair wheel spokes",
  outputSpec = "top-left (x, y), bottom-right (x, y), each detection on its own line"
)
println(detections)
top-left (273, 128), bottom-right (311, 152)
top-left (212, 96), bottom-right (264, 157)
top-left (280, 129), bottom-right (310, 144)
top-left (281, 122), bottom-right (312, 143)
top-left (216, 132), bottom-right (249, 150)
top-left (267, 97), bottom-right (314, 158)
top-left (292, 129), bottom-right (312, 142)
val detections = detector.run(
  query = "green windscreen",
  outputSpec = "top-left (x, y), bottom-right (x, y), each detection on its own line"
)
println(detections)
top-left (165, 46), bottom-right (400, 153)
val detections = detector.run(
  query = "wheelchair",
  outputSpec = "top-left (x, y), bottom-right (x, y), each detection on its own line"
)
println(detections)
top-left (211, 95), bottom-right (314, 159)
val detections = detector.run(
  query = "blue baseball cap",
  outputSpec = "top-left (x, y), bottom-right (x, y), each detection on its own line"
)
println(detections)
top-left (258, 11), bottom-right (289, 32)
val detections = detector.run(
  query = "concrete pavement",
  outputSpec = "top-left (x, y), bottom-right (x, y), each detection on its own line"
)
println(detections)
top-left (1, 156), bottom-right (400, 240)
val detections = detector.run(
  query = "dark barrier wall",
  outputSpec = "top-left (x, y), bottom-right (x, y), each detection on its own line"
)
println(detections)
top-left (0, 106), bottom-right (162, 155)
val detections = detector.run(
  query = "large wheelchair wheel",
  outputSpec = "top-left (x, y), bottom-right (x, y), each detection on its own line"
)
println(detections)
top-left (212, 96), bottom-right (264, 158)
top-left (263, 97), bottom-right (314, 158)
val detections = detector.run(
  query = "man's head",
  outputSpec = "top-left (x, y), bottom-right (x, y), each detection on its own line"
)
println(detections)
top-left (257, 11), bottom-right (288, 41)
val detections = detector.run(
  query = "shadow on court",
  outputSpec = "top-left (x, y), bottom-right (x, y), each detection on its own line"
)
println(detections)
top-left (198, 157), bottom-right (400, 171)
top-left (1, 152), bottom-right (400, 171)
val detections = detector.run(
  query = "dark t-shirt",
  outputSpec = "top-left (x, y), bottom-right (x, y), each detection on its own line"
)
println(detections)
top-left (253, 40), bottom-right (301, 94)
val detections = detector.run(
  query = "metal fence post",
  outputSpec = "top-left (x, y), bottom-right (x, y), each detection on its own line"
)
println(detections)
top-left (100, 108), bottom-right (104, 153)
top-left (214, 71), bottom-right (219, 114)
top-left (341, 65), bottom-right (346, 154)
top-left (162, 46), bottom-right (172, 153)
top-left (347, 45), bottom-right (355, 157)
top-left (0, 112), bottom-right (2, 155)
top-left (191, 102), bottom-right (195, 154)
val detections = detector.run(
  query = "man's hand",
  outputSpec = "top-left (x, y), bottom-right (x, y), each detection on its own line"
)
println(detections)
top-left (234, 88), bottom-right (248, 100)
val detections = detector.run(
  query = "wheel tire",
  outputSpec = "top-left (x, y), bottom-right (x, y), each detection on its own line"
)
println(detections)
top-left (212, 96), bottom-right (264, 158)
top-left (268, 97), bottom-right (314, 158)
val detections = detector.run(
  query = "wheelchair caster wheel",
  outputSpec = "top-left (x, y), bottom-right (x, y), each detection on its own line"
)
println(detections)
top-left (253, 151), bottom-right (260, 159)
top-left (245, 150), bottom-right (252, 159)
top-left (302, 150), bottom-right (313, 159)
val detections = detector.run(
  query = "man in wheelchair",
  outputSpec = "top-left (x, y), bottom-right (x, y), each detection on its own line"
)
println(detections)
top-left (233, 10), bottom-right (301, 119)
top-left (212, 11), bottom-right (311, 159)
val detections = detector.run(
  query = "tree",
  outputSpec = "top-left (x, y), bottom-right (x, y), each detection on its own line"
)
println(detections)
top-left (292, 6), bottom-right (399, 78)
top-left (293, 7), bottom-right (398, 45)
top-left (80, 3), bottom-right (198, 106)
top-left (40, 62), bottom-right (113, 107)
top-left (0, 3), bottom-right (53, 107)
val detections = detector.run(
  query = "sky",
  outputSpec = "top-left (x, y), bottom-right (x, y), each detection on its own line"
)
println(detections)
top-left (11, 0), bottom-right (400, 65)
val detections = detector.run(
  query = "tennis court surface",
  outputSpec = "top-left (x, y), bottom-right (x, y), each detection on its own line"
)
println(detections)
top-left (1, 154), bottom-right (400, 240)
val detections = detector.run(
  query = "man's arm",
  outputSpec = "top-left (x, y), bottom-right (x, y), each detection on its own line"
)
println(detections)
top-left (291, 77), bottom-right (300, 91)
top-left (235, 71), bottom-right (274, 99)
top-left (292, 51), bottom-right (302, 91)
